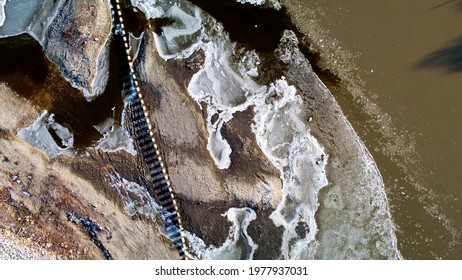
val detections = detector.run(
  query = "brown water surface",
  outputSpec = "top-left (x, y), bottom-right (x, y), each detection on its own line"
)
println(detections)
top-left (287, 0), bottom-right (462, 258)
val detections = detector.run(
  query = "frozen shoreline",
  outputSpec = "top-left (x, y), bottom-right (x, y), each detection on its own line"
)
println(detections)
top-left (131, 0), bottom-right (400, 259)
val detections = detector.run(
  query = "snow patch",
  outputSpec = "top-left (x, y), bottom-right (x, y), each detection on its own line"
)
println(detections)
top-left (17, 111), bottom-right (75, 159)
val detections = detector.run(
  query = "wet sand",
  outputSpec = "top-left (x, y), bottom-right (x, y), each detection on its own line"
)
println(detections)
top-left (283, 0), bottom-right (462, 258)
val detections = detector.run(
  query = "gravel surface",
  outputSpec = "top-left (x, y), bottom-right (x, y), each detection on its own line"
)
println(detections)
top-left (0, 233), bottom-right (52, 260)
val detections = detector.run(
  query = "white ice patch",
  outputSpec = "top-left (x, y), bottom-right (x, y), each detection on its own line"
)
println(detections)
top-left (0, 0), bottom-right (6, 27)
top-left (235, 0), bottom-right (281, 9)
top-left (236, 0), bottom-right (266, 5)
top-left (94, 117), bottom-right (136, 155)
top-left (131, 0), bottom-right (204, 60)
top-left (155, 3), bottom-right (203, 59)
top-left (0, 0), bottom-right (63, 42)
top-left (252, 78), bottom-right (328, 259)
top-left (109, 172), bottom-right (163, 220)
top-left (129, 31), bottom-right (145, 62)
top-left (187, 28), bottom-right (266, 169)
top-left (130, 0), bottom-right (166, 19)
top-left (132, 0), bottom-right (268, 169)
top-left (17, 111), bottom-right (75, 159)
top-left (90, 36), bottom-right (111, 101)
top-left (185, 208), bottom-right (258, 260)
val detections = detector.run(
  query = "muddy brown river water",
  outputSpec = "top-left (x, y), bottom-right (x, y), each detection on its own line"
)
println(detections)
top-left (284, 0), bottom-right (462, 258)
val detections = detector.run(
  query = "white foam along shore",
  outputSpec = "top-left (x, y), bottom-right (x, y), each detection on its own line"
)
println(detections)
top-left (131, 0), bottom-right (400, 259)
top-left (17, 111), bottom-right (75, 159)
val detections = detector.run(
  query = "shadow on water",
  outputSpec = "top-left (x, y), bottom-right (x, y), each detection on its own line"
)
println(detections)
top-left (429, 0), bottom-right (462, 11)
top-left (186, 0), bottom-right (341, 87)
top-left (416, 35), bottom-right (462, 73)
top-left (189, 0), bottom-right (298, 52)
top-left (0, 33), bottom-right (124, 150)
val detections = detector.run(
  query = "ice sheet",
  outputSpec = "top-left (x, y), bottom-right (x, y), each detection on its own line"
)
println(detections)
top-left (94, 117), bottom-right (136, 155)
top-left (17, 111), bottom-right (75, 159)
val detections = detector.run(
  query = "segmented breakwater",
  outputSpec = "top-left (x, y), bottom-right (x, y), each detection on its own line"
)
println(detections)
top-left (108, 0), bottom-right (190, 259)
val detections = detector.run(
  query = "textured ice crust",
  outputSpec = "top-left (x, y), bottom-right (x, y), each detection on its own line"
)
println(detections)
top-left (135, 1), bottom-right (399, 259)
top-left (235, 0), bottom-right (281, 9)
top-left (0, 0), bottom-right (6, 27)
top-left (17, 111), bottom-right (75, 159)
top-left (185, 208), bottom-right (258, 259)
top-left (187, 35), bottom-right (266, 169)
top-left (109, 172), bottom-right (164, 220)
top-left (236, 0), bottom-right (265, 5)
top-left (94, 117), bottom-right (137, 155)
top-left (131, 0), bottom-right (203, 60)
top-left (253, 78), bottom-right (328, 259)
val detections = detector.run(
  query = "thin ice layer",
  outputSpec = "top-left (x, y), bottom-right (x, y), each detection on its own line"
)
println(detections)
top-left (109, 172), bottom-right (164, 220)
top-left (94, 117), bottom-right (136, 155)
top-left (275, 30), bottom-right (400, 259)
top-left (0, 0), bottom-right (6, 27)
top-left (17, 111), bottom-right (75, 159)
top-left (0, 0), bottom-right (62, 42)
top-left (252, 78), bottom-right (328, 259)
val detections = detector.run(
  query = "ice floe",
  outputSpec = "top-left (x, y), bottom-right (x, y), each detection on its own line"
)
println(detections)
top-left (94, 117), bottom-right (137, 155)
top-left (185, 207), bottom-right (258, 259)
top-left (17, 111), bottom-right (75, 159)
